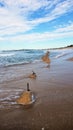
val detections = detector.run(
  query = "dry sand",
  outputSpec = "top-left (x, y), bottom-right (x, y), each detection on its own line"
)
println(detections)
top-left (0, 56), bottom-right (73, 130)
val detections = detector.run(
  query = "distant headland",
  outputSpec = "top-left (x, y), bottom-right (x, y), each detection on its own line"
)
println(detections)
top-left (49, 44), bottom-right (73, 50)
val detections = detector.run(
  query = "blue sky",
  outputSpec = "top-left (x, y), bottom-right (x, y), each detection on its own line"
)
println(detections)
top-left (0, 0), bottom-right (73, 50)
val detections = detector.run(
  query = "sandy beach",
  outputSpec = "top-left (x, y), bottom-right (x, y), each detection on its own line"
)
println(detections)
top-left (0, 49), bottom-right (73, 130)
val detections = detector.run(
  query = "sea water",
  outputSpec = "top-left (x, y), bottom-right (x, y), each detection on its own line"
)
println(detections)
top-left (0, 49), bottom-right (71, 67)
top-left (0, 49), bottom-right (45, 67)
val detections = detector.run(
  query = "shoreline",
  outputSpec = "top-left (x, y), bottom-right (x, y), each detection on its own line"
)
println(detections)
top-left (0, 50), bottom-right (73, 130)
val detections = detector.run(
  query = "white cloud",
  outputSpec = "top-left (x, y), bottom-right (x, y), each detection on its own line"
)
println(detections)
top-left (0, 0), bottom-right (73, 38)
top-left (55, 23), bottom-right (73, 33)
top-left (29, 0), bottom-right (73, 25)
top-left (50, 0), bottom-right (73, 16)
top-left (4, 22), bottom-right (73, 44)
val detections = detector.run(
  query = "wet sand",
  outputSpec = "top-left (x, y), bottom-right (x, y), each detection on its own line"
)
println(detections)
top-left (0, 55), bottom-right (73, 130)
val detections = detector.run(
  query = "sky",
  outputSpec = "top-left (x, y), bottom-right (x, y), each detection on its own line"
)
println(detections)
top-left (0, 0), bottom-right (73, 50)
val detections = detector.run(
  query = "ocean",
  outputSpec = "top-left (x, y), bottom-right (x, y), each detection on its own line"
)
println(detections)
top-left (0, 49), bottom-right (69, 67)
top-left (0, 49), bottom-right (45, 67)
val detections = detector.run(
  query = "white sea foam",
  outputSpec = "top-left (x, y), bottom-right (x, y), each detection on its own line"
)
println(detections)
top-left (55, 52), bottom-right (67, 58)
top-left (0, 89), bottom-right (23, 93)
top-left (0, 89), bottom-right (22, 106)
top-left (0, 53), bottom-right (15, 57)
top-left (0, 94), bottom-right (20, 106)
top-left (10, 102), bottom-right (17, 105)
top-left (54, 49), bottom-right (73, 59)
top-left (32, 59), bottom-right (41, 63)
